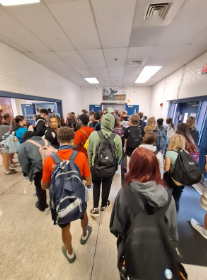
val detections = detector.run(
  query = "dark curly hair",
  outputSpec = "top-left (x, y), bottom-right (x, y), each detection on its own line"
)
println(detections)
top-left (57, 127), bottom-right (74, 143)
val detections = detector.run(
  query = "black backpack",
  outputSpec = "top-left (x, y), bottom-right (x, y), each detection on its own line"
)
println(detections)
top-left (122, 187), bottom-right (186, 280)
top-left (93, 131), bottom-right (118, 177)
top-left (172, 150), bottom-right (202, 186)
top-left (127, 126), bottom-right (143, 149)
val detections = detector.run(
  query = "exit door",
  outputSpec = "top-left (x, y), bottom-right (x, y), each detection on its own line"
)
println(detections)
top-left (21, 104), bottom-right (36, 125)
top-left (89, 105), bottom-right (102, 113)
top-left (125, 105), bottom-right (139, 116)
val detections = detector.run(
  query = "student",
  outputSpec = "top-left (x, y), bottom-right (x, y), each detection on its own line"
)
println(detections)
top-left (103, 109), bottom-right (108, 115)
top-left (3, 113), bottom-right (11, 126)
top-left (120, 111), bottom-right (128, 122)
top-left (88, 111), bottom-right (95, 126)
top-left (186, 117), bottom-right (199, 146)
top-left (166, 117), bottom-right (175, 142)
top-left (18, 131), bottom-right (49, 211)
top-left (155, 118), bottom-right (167, 153)
top-left (73, 114), bottom-right (94, 157)
top-left (82, 109), bottom-right (89, 116)
top-left (138, 112), bottom-right (146, 128)
top-left (45, 116), bottom-right (59, 149)
top-left (110, 148), bottom-right (178, 279)
top-left (89, 112), bottom-right (101, 131)
top-left (164, 134), bottom-right (185, 212)
top-left (124, 114), bottom-right (144, 157)
top-left (144, 117), bottom-right (156, 134)
top-left (113, 117), bottom-right (124, 144)
top-left (88, 113), bottom-right (122, 217)
top-left (41, 127), bottom-right (92, 263)
top-left (143, 116), bottom-right (147, 124)
top-left (35, 109), bottom-right (48, 136)
top-left (10, 115), bottom-right (27, 143)
top-left (140, 131), bottom-right (163, 178)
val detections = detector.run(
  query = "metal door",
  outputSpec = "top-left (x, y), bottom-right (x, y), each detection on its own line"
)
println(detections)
top-left (125, 105), bottom-right (139, 116)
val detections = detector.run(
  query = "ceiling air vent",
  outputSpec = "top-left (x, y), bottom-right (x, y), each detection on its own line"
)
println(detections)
top-left (145, 3), bottom-right (172, 20)
top-left (131, 60), bottom-right (143, 66)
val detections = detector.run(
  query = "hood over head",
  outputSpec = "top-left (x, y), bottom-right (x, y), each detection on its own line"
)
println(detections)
top-left (130, 180), bottom-right (168, 207)
top-left (101, 113), bottom-right (115, 132)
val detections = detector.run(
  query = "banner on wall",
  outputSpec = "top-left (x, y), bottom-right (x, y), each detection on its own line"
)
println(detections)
top-left (102, 87), bottom-right (126, 101)
top-left (0, 97), bottom-right (14, 116)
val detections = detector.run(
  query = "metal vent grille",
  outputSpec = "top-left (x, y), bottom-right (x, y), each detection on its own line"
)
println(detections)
top-left (131, 60), bottom-right (143, 66)
top-left (145, 3), bottom-right (172, 20)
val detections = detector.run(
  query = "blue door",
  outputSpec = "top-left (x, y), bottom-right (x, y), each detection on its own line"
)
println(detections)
top-left (89, 105), bottom-right (102, 113)
top-left (21, 104), bottom-right (36, 125)
top-left (125, 105), bottom-right (139, 116)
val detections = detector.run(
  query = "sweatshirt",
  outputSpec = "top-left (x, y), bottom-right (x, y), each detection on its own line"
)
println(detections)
top-left (87, 113), bottom-right (122, 167)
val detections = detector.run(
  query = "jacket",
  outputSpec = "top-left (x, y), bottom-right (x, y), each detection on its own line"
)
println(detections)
top-left (189, 128), bottom-right (199, 146)
top-left (110, 181), bottom-right (178, 262)
top-left (18, 136), bottom-right (51, 181)
top-left (139, 144), bottom-right (164, 178)
top-left (35, 117), bottom-right (47, 137)
top-left (0, 125), bottom-right (10, 141)
top-left (45, 127), bottom-right (59, 149)
top-left (139, 119), bottom-right (146, 128)
top-left (87, 113), bottom-right (122, 167)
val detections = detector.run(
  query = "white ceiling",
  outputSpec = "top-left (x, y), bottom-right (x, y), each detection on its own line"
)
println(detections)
top-left (0, 0), bottom-right (207, 87)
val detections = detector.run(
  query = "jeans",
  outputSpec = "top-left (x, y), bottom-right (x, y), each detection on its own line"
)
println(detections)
top-left (92, 171), bottom-right (114, 208)
top-left (34, 171), bottom-right (47, 211)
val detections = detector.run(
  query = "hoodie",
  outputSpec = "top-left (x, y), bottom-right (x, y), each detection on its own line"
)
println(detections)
top-left (139, 144), bottom-right (164, 179)
top-left (87, 113), bottom-right (122, 167)
top-left (110, 181), bottom-right (178, 263)
top-left (35, 116), bottom-right (47, 137)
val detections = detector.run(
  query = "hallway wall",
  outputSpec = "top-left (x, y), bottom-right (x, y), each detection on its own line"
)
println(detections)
top-left (150, 51), bottom-right (207, 120)
top-left (0, 41), bottom-right (82, 118)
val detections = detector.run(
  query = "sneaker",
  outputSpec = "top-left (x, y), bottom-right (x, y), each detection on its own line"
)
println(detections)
top-left (23, 176), bottom-right (29, 182)
top-left (80, 224), bottom-right (92, 245)
top-left (90, 208), bottom-right (99, 218)
top-left (62, 245), bottom-right (76, 264)
top-left (101, 200), bottom-right (110, 214)
top-left (9, 163), bottom-right (17, 169)
top-left (5, 170), bottom-right (17, 175)
top-left (191, 218), bottom-right (207, 239)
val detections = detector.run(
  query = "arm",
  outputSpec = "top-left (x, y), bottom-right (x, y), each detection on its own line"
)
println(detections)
top-left (41, 181), bottom-right (50, 190)
top-left (87, 135), bottom-right (93, 167)
top-left (18, 145), bottom-right (30, 174)
top-left (115, 135), bottom-right (123, 164)
top-left (73, 130), bottom-right (80, 150)
top-left (72, 143), bottom-right (79, 150)
top-left (164, 157), bottom-right (171, 172)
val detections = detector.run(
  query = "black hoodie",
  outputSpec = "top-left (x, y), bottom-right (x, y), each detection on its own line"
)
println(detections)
top-left (35, 116), bottom-right (47, 137)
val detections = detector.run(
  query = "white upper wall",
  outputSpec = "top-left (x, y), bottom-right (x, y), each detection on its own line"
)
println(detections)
top-left (80, 86), bottom-right (152, 117)
top-left (0, 41), bottom-right (82, 118)
top-left (150, 50), bottom-right (207, 120)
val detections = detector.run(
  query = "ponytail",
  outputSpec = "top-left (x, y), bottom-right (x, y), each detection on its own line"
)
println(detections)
top-left (10, 115), bottom-right (25, 132)
top-left (166, 117), bottom-right (175, 132)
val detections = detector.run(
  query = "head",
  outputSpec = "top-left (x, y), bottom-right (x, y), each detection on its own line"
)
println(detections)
top-left (40, 109), bottom-right (48, 120)
top-left (146, 117), bottom-right (155, 126)
top-left (131, 114), bottom-right (140, 126)
top-left (89, 111), bottom-right (95, 122)
top-left (103, 109), bottom-right (107, 114)
top-left (138, 112), bottom-right (144, 120)
top-left (176, 123), bottom-right (196, 147)
top-left (143, 131), bottom-right (157, 145)
top-left (101, 113), bottom-right (115, 132)
top-left (0, 115), bottom-right (3, 125)
top-left (186, 116), bottom-right (196, 130)
top-left (98, 110), bottom-right (103, 117)
top-left (3, 113), bottom-right (11, 124)
top-left (95, 112), bottom-right (102, 121)
top-left (144, 116), bottom-right (147, 121)
top-left (115, 117), bottom-right (121, 127)
top-left (123, 110), bottom-right (127, 116)
top-left (57, 127), bottom-right (74, 145)
top-left (125, 148), bottom-right (164, 187)
top-left (11, 115), bottom-right (26, 132)
top-left (82, 109), bottom-right (88, 116)
top-left (67, 113), bottom-right (71, 119)
top-left (157, 118), bottom-right (164, 126)
top-left (166, 118), bottom-right (175, 131)
top-left (21, 131), bottom-right (36, 143)
top-left (168, 134), bottom-right (185, 151)
top-left (78, 114), bottom-right (89, 128)
top-left (49, 116), bottom-right (59, 130)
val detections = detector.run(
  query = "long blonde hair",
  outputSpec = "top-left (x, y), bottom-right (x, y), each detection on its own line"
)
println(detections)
top-left (186, 116), bottom-right (196, 130)
top-left (144, 117), bottom-right (156, 133)
top-left (168, 134), bottom-right (185, 151)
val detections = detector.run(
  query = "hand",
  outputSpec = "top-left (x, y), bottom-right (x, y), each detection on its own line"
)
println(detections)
top-left (45, 123), bottom-right (49, 127)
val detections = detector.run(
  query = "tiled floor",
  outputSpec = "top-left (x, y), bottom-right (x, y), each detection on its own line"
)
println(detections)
top-left (0, 157), bottom-right (207, 280)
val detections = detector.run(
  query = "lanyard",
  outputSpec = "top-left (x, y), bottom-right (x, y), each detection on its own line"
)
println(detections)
top-left (58, 145), bottom-right (73, 151)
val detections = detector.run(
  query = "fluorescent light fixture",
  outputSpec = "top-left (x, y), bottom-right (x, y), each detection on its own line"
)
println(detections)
top-left (135, 66), bottom-right (162, 83)
top-left (84, 78), bottom-right (99, 84)
top-left (0, 0), bottom-right (40, 6)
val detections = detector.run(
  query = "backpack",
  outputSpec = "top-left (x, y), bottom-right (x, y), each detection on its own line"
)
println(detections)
top-left (49, 151), bottom-right (87, 225)
top-left (122, 187), bottom-right (187, 280)
top-left (113, 126), bottom-right (124, 141)
top-left (172, 150), bottom-right (202, 186)
top-left (155, 127), bottom-right (167, 152)
top-left (93, 130), bottom-right (118, 177)
top-left (127, 126), bottom-right (143, 149)
top-left (27, 139), bottom-right (57, 164)
top-left (0, 131), bottom-right (20, 154)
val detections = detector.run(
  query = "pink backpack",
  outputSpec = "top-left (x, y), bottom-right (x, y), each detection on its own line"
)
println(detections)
top-left (27, 139), bottom-right (58, 164)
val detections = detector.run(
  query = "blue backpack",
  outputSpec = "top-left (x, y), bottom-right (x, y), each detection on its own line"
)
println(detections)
top-left (155, 127), bottom-right (167, 153)
top-left (49, 150), bottom-right (87, 225)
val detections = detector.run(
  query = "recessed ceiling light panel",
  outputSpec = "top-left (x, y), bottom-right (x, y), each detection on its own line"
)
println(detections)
top-left (84, 78), bottom-right (99, 84)
top-left (135, 66), bottom-right (162, 83)
top-left (0, 0), bottom-right (40, 6)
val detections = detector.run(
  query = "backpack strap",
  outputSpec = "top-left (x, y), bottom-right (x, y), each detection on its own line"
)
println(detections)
top-left (51, 153), bottom-right (62, 165)
top-left (80, 129), bottom-right (89, 139)
top-left (97, 130), bottom-right (105, 139)
top-left (154, 150), bottom-right (159, 156)
top-left (69, 150), bottom-right (78, 162)
top-left (27, 139), bottom-right (43, 149)
top-left (43, 139), bottom-right (49, 146)
top-left (109, 132), bottom-right (116, 141)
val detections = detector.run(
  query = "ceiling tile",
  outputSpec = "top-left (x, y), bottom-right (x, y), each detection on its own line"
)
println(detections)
top-left (110, 77), bottom-right (123, 87)
top-left (108, 67), bottom-right (125, 78)
top-left (67, 77), bottom-right (90, 87)
top-left (32, 52), bottom-right (69, 69)
top-left (128, 47), bottom-right (155, 59)
top-left (0, 5), bottom-right (49, 52)
top-left (190, 27), bottom-right (207, 46)
top-left (24, 52), bottom-right (55, 70)
top-left (79, 49), bottom-right (106, 67)
top-left (98, 77), bottom-right (111, 87)
top-left (90, 68), bottom-right (109, 78)
top-left (91, 0), bottom-right (136, 48)
top-left (75, 68), bottom-right (93, 78)
top-left (0, 34), bottom-right (27, 53)
top-left (122, 76), bottom-right (136, 86)
top-left (56, 68), bottom-right (82, 79)
top-left (159, 0), bottom-right (207, 46)
top-left (55, 50), bottom-right (88, 68)
top-left (47, 1), bottom-right (101, 49)
top-left (129, 27), bottom-right (167, 47)
top-left (124, 67), bottom-right (143, 77)
top-left (103, 48), bottom-right (128, 67)
top-left (146, 46), bottom-right (183, 66)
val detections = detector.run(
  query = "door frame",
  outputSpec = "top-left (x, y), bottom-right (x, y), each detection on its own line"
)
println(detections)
top-left (0, 90), bottom-right (63, 117)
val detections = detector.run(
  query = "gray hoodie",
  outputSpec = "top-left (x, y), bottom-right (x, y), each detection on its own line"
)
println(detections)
top-left (110, 181), bottom-right (178, 262)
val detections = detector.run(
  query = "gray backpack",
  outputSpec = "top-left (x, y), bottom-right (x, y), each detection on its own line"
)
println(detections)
top-left (93, 131), bottom-right (118, 177)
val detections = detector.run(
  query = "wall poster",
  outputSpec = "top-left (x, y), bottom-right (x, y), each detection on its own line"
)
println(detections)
top-left (102, 87), bottom-right (126, 101)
